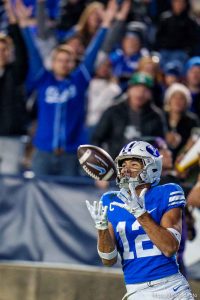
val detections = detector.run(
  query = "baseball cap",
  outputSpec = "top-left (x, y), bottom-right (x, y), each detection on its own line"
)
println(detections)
top-left (164, 61), bottom-right (182, 77)
top-left (185, 56), bottom-right (200, 73)
top-left (124, 31), bottom-right (142, 42)
top-left (128, 72), bottom-right (154, 89)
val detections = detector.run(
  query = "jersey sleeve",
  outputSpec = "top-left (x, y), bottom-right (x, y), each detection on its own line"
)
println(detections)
top-left (162, 183), bottom-right (186, 214)
top-left (100, 191), bottom-right (118, 222)
top-left (100, 192), bottom-right (112, 208)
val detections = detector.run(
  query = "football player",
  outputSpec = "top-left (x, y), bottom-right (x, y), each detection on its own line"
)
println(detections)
top-left (86, 140), bottom-right (194, 299)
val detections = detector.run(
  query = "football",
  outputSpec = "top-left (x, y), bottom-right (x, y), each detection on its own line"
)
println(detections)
top-left (77, 144), bottom-right (117, 181)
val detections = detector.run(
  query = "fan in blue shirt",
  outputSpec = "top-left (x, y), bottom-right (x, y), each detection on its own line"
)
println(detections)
top-left (86, 140), bottom-right (194, 299)
top-left (18, 0), bottom-right (117, 176)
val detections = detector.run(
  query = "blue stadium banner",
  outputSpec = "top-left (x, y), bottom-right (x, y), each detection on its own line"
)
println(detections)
top-left (0, 175), bottom-right (110, 265)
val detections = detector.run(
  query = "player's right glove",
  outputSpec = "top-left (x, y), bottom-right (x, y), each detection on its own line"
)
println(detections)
top-left (86, 200), bottom-right (108, 230)
top-left (116, 183), bottom-right (147, 218)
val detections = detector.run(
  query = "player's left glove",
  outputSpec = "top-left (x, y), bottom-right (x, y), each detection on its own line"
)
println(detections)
top-left (86, 200), bottom-right (108, 230)
top-left (116, 183), bottom-right (147, 218)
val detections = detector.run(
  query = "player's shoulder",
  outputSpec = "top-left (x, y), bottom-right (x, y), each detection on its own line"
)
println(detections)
top-left (158, 183), bottom-right (184, 193)
top-left (100, 191), bottom-right (119, 206)
top-left (149, 183), bottom-right (183, 198)
top-left (101, 191), bottom-right (119, 200)
top-left (156, 183), bottom-right (185, 212)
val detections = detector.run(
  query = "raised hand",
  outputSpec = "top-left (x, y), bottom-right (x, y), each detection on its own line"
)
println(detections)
top-left (86, 200), bottom-right (108, 230)
top-left (4, 0), bottom-right (17, 24)
top-left (14, 0), bottom-right (33, 27)
top-left (116, 183), bottom-right (147, 218)
top-left (101, 0), bottom-right (118, 28)
top-left (116, 0), bottom-right (131, 21)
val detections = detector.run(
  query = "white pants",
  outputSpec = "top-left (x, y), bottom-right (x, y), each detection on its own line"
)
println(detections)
top-left (123, 273), bottom-right (194, 300)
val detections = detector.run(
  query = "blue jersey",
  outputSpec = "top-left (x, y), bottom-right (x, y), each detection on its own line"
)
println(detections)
top-left (109, 49), bottom-right (142, 78)
top-left (101, 183), bottom-right (186, 284)
top-left (23, 27), bottom-right (107, 152)
top-left (31, 67), bottom-right (90, 152)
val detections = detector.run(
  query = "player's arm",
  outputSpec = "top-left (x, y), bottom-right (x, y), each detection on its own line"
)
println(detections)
top-left (86, 200), bottom-right (118, 266)
top-left (137, 208), bottom-right (182, 257)
top-left (98, 222), bottom-right (118, 266)
top-left (117, 184), bottom-right (183, 257)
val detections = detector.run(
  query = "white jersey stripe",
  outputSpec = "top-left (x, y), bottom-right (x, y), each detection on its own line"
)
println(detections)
top-left (168, 200), bottom-right (186, 207)
top-left (170, 191), bottom-right (184, 196)
top-left (169, 195), bottom-right (185, 202)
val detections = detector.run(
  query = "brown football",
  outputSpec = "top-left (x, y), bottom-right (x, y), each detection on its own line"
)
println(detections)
top-left (77, 145), bottom-right (117, 181)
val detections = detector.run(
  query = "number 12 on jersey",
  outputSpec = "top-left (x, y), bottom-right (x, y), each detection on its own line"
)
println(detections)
top-left (116, 221), bottom-right (162, 260)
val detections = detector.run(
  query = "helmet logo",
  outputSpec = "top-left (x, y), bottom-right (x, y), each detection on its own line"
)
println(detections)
top-left (122, 141), bottom-right (137, 154)
top-left (146, 145), bottom-right (160, 157)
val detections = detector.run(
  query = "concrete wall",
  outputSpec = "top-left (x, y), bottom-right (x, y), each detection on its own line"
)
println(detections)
top-left (0, 263), bottom-right (199, 300)
top-left (0, 263), bottom-right (125, 300)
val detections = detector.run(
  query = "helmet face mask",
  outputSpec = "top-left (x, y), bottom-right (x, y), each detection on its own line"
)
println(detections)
top-left (115, 141), bottom-right (162, 189)
top-left (117, 157), bottom-right (144, 189)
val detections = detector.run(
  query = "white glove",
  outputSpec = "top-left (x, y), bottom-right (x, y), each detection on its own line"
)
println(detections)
top-left (116, 183), bottom-right (147, 218)
top-left (86, 200), bottom-right (108, 230)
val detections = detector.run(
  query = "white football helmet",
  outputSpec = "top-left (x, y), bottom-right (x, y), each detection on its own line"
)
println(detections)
top-left (115, 140), bottom-right (162, 189)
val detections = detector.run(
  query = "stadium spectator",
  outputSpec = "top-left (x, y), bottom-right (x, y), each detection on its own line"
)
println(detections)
top-left (163, 60), bottom-right (182, 88)
top-left (86, 57), bottom-right (121, 142)
top-left (58, 2), bottom-right (104, 46)
top-left (155, 0), bottom-right (199, 68)
top-left (15, 0), bottom-right (117, 176)
top-left (125, 0), bottom-right (155, 46)
top-left (164, 83), bottom-right (199, 161)
top-left (96, 3), bottom-right (149, 75)
top-left (108, 29), bottom-right (149, 90)
top-left (190, 0), bottom-right (200, 55)
top-left (0, 0), bottom-right (28, 174)
top-left (63, 35), bottom-right (85, 64)
top-left (100, 0), bottom-right (131, 55)
top-left (34, 0), bottom-right (85, 69)
top-left (185, 56), bottom-right (200, 118)
top-left (86, 140), bottom-right (194, 299)
top-left (148, 0), bottom-right (171, 25)
top-left (57, 0), bottom-right (85, 32)
top-left (137, 55), bottom-right (163, 108)
top-left (0, 0), bottom-right (28, 135)
top-left (92, 72), bottom-right (166, 159)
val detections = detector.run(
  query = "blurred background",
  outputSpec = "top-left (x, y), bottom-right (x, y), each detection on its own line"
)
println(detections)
top-left (0, 0), bottom-right (200, 299)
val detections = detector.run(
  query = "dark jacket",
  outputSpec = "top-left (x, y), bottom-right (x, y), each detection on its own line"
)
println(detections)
top-left (155, 11), bottom-right (198, 55)
top-left (92, 100), bottom-right (167, 159)
top-left (0, 24), bottom-right (28, 136)
top-left (165, 111), bottom-right (199, 158)
top-left (191, 92), bottom-right (200, 118)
